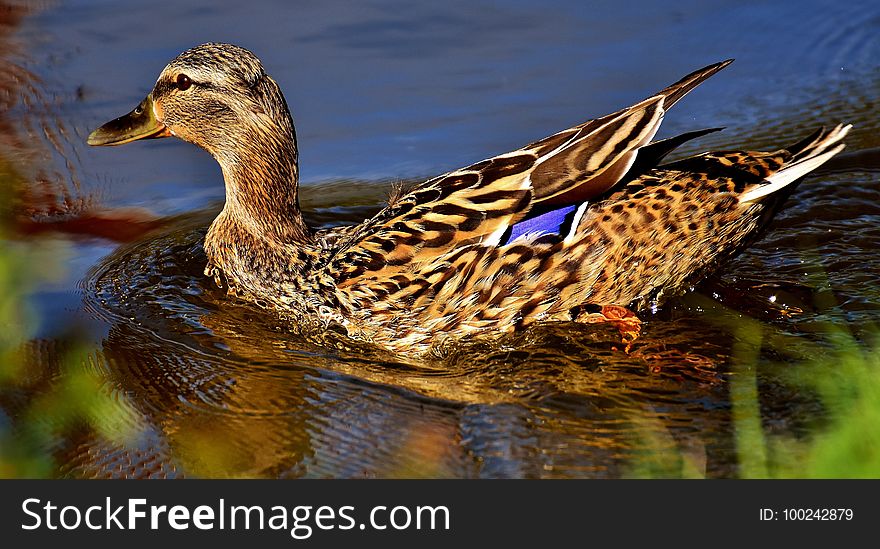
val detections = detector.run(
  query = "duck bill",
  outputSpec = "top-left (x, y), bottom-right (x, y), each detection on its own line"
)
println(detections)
top-left (87, 94), bottom-right (171, 146)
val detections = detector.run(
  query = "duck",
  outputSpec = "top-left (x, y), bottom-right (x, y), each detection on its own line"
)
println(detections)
top-left (88, 43), bottom-right (849, 355)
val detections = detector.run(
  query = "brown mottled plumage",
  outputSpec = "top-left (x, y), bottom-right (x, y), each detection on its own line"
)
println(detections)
top-left (88, 43), bottom-right (849, 354)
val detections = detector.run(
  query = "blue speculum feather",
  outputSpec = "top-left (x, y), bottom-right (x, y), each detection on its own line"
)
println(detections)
top-left (504, 204), bottom-right (578, 244)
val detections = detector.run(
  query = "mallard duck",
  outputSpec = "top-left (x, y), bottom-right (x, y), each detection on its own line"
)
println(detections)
top-left (88, 43), bottom-right (849, 354)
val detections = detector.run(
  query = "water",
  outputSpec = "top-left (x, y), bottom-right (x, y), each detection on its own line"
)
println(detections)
top-left (1, 0), bottom-right (878, 477)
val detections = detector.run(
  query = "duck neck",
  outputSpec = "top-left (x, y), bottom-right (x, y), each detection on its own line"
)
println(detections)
top-left (215, 113), bottom-right (310, 244)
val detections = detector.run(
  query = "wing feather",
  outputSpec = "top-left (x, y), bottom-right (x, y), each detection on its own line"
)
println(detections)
top-left (323, 61), bottom-right (733, 309)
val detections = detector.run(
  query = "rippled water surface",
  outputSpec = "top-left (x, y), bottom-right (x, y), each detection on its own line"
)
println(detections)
top-left (1, 0), bottom-right (878, 477)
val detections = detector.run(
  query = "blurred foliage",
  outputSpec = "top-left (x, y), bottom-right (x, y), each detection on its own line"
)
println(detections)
top-left (0, 161), bottom-right (137, 478)
top-left (766, 328), bottom-right (880, 478)
top-left (628, 292), bottom-right (880, 478)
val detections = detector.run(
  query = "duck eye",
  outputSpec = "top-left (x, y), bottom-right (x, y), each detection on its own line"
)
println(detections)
top-left (175, 74), bottom-right (192, 91)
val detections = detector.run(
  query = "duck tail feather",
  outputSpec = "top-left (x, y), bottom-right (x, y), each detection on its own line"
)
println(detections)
top-left (739, 124), bottom-right (851, 204)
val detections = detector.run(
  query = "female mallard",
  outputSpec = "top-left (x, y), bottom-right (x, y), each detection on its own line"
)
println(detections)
top-left (88, 43), bottom-right (849, 354)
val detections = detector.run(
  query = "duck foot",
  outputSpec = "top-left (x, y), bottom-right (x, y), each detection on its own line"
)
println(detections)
top-left (575, 304), bottom-right (642, 352)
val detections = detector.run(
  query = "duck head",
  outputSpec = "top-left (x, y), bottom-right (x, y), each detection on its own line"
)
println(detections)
top-left (88, 43), bottom-right (307, 242)
top-left (89, 43), bottom-right (292, 152)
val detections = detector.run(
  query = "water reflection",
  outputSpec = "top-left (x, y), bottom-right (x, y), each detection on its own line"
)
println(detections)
top-left (63, 215), bottom-right (742, 478)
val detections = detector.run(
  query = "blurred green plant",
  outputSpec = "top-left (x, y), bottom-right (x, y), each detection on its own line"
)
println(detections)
top-left (0, 163), bottom-right (137, 478)
top-left (768, 328), bottom-right (879, 478)
top-left (627, 291), bottom-right (880, 479)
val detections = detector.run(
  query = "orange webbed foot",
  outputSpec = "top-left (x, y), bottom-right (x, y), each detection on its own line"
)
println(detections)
top-left (575, 304), bottom-right (642, 352)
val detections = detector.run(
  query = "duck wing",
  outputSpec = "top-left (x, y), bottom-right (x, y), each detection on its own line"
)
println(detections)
top-left (524, 60), bottom-right (732, 205)
top-left (322, 61), bottom-right (732, 298)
